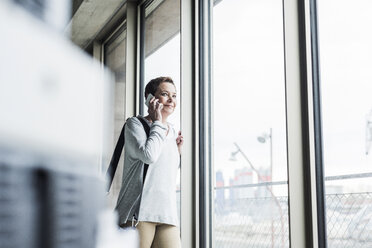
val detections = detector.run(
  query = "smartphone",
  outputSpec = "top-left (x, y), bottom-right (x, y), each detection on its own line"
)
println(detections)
top-left (145, 93), bottom-right (154, 107)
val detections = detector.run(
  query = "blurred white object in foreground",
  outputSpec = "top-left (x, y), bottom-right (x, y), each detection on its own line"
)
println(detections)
top-left (96, 210), bottom-right (140, 248)
top-left (0, 2), bottom-right (115, 247)
top-left (0, 1), bottom-right (112, 167)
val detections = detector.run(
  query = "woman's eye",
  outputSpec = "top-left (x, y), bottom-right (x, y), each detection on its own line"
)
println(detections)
top-left (172, 95), bottom-right (177, 98)
top-left (161, 93), bottom-right (168, 96)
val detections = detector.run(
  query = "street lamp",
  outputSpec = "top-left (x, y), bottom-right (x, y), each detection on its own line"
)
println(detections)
top-left (257, 128), bottom-right (272, 184)
top-left (230, 142), bottom-right (285, 248)
top-left (257, 129), bottom-right (276, 247)
top-left (229, 150), bottom-right (239, 161)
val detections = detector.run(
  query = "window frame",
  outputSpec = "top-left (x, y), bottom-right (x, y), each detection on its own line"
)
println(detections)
top-left (137, 2), bottom-right (198, 248)
top-left (203, 0), bottom-right (322, 247)
top-left (198, 0), bottom-right (213, 247)
top-left (308, 0), bottom-right (327, 247)
top-left (92, 0), bottom-right (326, 246)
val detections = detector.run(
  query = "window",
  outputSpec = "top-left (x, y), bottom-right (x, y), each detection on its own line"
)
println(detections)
top-left (317, 1), bottom-right (372, 246)
top-left (103, 25), bottom-right (127, 207)
top-left (140, 0), bottom-right (181, 220)
top-left (212, 0), bottom-right (289, 247)
top-left (140, 0), bottom-right (181, 132)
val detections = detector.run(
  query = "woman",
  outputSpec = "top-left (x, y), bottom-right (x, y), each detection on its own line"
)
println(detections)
top-left (115, 77), bottom-right (183, 248)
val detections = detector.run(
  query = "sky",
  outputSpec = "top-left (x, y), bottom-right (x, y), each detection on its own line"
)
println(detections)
top-left (144, 0), bottom-right (372, 194)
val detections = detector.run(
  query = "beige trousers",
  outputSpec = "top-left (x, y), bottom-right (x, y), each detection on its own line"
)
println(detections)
top-left (136, 221), bottom-right (181, 248)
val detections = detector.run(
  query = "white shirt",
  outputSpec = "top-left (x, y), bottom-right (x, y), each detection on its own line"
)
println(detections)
top-left (137, 116), bottom-right (180, 226)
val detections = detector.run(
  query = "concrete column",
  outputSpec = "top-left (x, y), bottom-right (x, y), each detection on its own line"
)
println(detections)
top-left (125, 1), bottom-right (138, 118)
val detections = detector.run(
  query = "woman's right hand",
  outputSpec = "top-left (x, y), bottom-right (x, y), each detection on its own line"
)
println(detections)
top-left (148, 97), bottom-right (163, 122)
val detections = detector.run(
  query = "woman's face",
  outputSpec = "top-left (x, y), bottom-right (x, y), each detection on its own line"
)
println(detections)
top-left (154, 82), bottom-right (177, 116)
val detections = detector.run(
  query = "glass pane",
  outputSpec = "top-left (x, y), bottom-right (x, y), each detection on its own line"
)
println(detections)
top-left (104, 27), bottom-right (127, 207)
top-left (212, 0), bottom-right (289, 247)
top-left (318, 1), bottom-right (372, 247)
top-left (142, 0), bottom-right (181, 222)
top-left (143, 0), bottom-right (181, 131)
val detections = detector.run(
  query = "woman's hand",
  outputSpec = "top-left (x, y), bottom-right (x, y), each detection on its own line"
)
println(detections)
top-left (148, 97), bottom-right (163, 122)
top-left (176, 131), bottom-right (184, 155)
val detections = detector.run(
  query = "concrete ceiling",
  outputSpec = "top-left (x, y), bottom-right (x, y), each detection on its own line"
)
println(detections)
top-left (144, 0), bottom-right (180, 58)
top-left (67, 0), bottom-right (128, 49)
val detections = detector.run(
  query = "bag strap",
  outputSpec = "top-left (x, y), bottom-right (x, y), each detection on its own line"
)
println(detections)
top-left (106, 116), bottom-right (150, 192)
top-left (106, 122), bottom-right (126, 192)
top-left (136, 117), bottom-right (151, 182)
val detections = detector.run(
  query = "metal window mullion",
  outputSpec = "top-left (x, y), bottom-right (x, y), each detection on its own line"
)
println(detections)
top-left (180, 0), bottom-right (197, 247)
top-left (198, 0), bottom-right (212, 248)
top-left (138, 3), bottom-right (146, 115)
top-left (282, 0), bottom-right (315, 247)
top-left (309, 0), bottom-right (327, 246)
top-left (297, 0), bottom-right (317, 247)
top-left (126, 1), bottom-right (138, 119)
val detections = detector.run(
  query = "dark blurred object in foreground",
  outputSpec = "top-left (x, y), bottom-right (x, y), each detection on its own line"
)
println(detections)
top-left (0, 154), bottom-right (104, 248)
